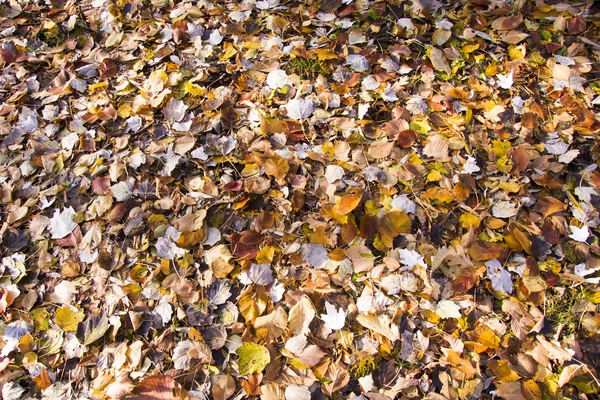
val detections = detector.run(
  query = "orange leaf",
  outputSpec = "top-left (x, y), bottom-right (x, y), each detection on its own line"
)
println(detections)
top-left (333, 194), bottom-right (362, 215)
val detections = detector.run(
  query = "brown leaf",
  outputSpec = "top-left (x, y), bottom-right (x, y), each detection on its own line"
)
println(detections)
top-left (98, 59), bottom-right (118, 79)
top-left (239, 230), bottom-right (264, 246)
top-left (125, 375), bottom-right (188, 400)
top-left (384, 118), bottom-right (410, 137)
top-left (323, 363), bottom-right (350, 396)
top-left (368, 141), bottom-right (394, 159)
top-left (500, 30), bottom-right (529, 44)
top-left (212, 375), bottom-right (236, 400)
top-left (491, 14), bottom-right (523, 31)
top-left (533, 196), bottom-right (567, 218)
top-left (423, 134), bottom-right (450, 161)
top-left (294, 345), bottom-right (326, 367)
top-left (469, 240), bottom-right (506, 261)
top-left (396, 129), bottom-right (419, 148)
top-left (264, 155), bottom-right (289, 183)
top-left (510, 145), bottom-right (530, 175)
top-left (429, 47), bottom-right (452, 75)
top-left (240, 373), bottom-right (262, 396)
top-left (92, 176), bottom-right (111, 195)
top-left (230, 233), bottom-right (259, 260)
top-left (567, 17), bottom-right (585, 35)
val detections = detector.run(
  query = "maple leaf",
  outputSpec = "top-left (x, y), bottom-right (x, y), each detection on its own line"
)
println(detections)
top-left (320, 301), bottom-right (347, 331)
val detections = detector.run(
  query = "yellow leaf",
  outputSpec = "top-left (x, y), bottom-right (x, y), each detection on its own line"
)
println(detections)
top-left (219, 42), bottom-right (238, 61)
top-left (460, 213), bottom-right (481, 229)
top-left (478, 329), bottom-right (500, 349)
top-left (55, 306), bottom-right (85, 332)
top-left (88, 82), bottom-right (107, 93)
top-left (185, 81), bottom-right (205, 96)
top-left (313, 48), bottom-right (338, 60)
top-left (426, 170), bottom-right (443, 183)
top-left (462, 43), bottom-right (480, 54)
top-left (508, 44), bottom-right (525, 60)
top-left (236, 342), bottom-right (270, 375)
top-left (256, 245), bottom-right (277, 264)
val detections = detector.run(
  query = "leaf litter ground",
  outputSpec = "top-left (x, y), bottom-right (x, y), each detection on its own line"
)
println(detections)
top-left (1, 0), bottom-right (600, 399)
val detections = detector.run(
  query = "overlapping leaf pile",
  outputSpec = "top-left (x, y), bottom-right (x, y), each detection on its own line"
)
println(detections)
top-left (1, 0), bottom-right (600, 398)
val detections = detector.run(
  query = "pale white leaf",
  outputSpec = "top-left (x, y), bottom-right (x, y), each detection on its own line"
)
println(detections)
top-left (544, 139), bottom-right (569, 155)
top-left (110, 181), bottom-right (133, 202)
top-left (569, 225), bottom-right (589, 242)
top-left (358, 374), bottom-right (374, 392)
top-left (286, 98), bottom-right (314, 120)
top-left (492, 201), bottom-right (518, 219)
top-left (285, 334), bottom-right (307, 354)
top-left (209, 29), bottom-right (223, 45)
top-left (18, 107), bottom-right (39, 133)
top-left (574, 263), bottom-right (600, 278)
top-left (462, 156), bottom-right (481, 174)
top-left (155, 237), bottom-right (186, 260)
top-left (496, 71), bottom-right (514, 89)
top-left (285, 385), bottom-right (311, 400)
top-left (345, 54), bottom-right (369, 72)
top-left (358, 103), bottom-right (369, 119)
top-left (2, 382), bottom-right (25, 400)
top-left (512, 95), bottom-right (524, 114)
top-left (53, 281), bottom-right (77, 304)
top-left (324, 165), bottom-right (344, 183)
top-left (125, 116), bottom-right (143, 133)
top-left (163, 98), bottom-right (188, 122)
top-left (436, 19), bottom-right (453, 30)
top-left (302, 243), bottom-right (329, 269)
top-left (320, 301), bottom-right (346, 331)
top-left (267, 69), bottom-right (288, 90)
top-left (380, 272), bottom-right (419, 294)
top-left (381, 84), bottom-right (398, 101)
top-left (239, 263), bottom-right (273, 286)
top-left (575, 187), bottom-right (596, 203)
top-left (558, 149), bottom-right (580, 164)
top-left (485, 259), bottom-right (513, 294)
top-left (173, 340), bottom-right (192, 370)
top-left (361, 75), bottom-right (380, 91)
top-left (399, 249), bottom-right (425, 271)
top-left (128, 152), bottom-right (146, 169)
top-left (390, 194), bottom-right (416, 214)
top-left (50, 207), bottom-right (78, 239)
top-left (269, 279), bottom-right (285, 303)
top-left (155, 295), bottom-right (173, 327)
top-left (436, 300), bottom-right (462, 319)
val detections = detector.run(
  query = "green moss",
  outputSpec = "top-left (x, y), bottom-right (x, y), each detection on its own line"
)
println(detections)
top-left (285, 58), bottom-right (328, 80)
top-left (545, 287), bottom-right (587, 337)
